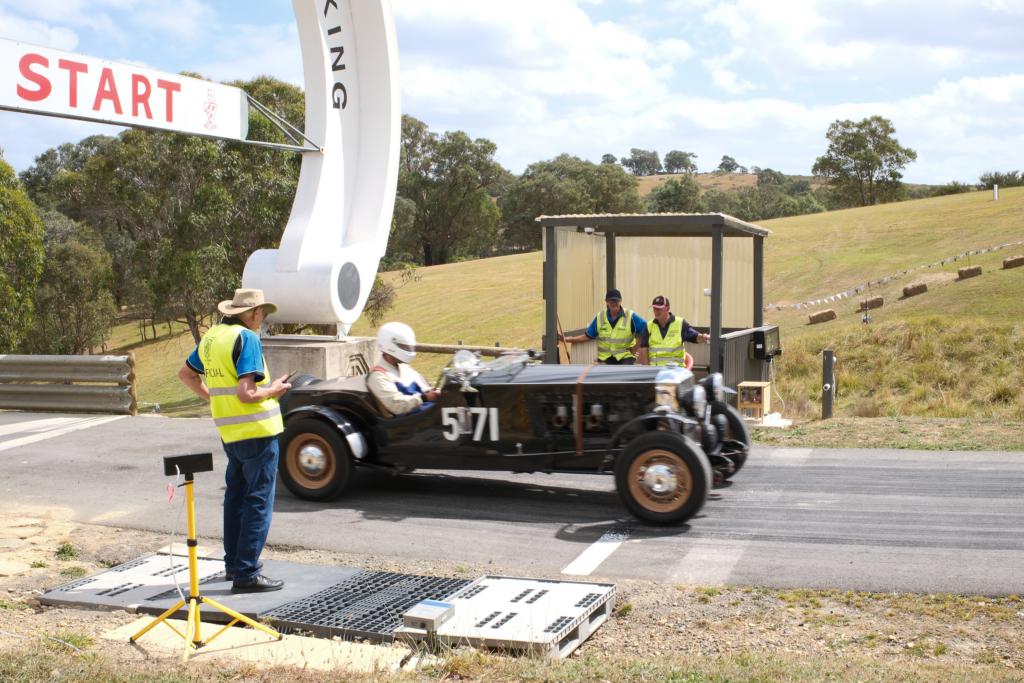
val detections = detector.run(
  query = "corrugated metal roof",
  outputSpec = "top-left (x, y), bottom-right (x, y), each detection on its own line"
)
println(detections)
top-left (534, 212), bottom-right (770, 237)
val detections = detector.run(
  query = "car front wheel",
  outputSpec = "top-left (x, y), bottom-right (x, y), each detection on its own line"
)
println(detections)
top-left (615, 431), bottom-right (711, 525)
top-left (279, 417), bottom-right (353, 501)
top-left (716, 403), bottom-right (750, 478)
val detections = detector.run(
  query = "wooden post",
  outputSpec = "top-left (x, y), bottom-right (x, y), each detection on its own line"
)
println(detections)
top-left (127, 352), bottom-right (138, 417)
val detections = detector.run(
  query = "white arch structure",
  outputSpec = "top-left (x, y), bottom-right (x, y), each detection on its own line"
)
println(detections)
top-left (0, 0), bottom-right (400, 333)
top-left (245, 0), bottom-right (400, 331)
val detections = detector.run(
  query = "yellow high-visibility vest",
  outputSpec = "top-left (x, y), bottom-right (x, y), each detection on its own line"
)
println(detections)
top-left (200, 324), bottom-right (283, 443)
top-left (596, 308), bottom-right (636, 361)
top-left (647, 317), bottom-right (686, 366)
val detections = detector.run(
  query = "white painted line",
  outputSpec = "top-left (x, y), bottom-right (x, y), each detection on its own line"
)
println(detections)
top-left (561, 528), bottom-right (630, 576)
top-left (0, 416), bottom-right (83, 438)
top-left (669, 539), bottom-right (749, 585)
top-left (767, 448), bottom-right (813, 464)
top-left (0, 415), bottom-right (125, 453)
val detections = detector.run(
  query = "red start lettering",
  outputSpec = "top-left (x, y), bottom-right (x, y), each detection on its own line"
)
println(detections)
top-left (15, 51), bottom-right (182, 124)
top-left (57, 59), bottom-right (88, 107)
top-left (17, 53), bottom-right (51, 101)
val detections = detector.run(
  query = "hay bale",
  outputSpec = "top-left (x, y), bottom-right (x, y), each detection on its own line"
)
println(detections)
top-left (1002, 255), bottom-right (1024, 270)
top-left (808, 309), bottom-right (837, 325)
top-left (859, 296), bottom-right (883, 311)
top-left (902, 282), bottom-right (927, 298)
top-left (957, 265), bottom-right (982, 280)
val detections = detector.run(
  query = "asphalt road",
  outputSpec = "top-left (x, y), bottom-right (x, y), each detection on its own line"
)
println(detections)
top-left (2, 411), bottom-right (1022, 595)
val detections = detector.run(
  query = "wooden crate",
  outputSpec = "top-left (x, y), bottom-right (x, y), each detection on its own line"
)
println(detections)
top-left (737, 381), bottom-right (771, 420)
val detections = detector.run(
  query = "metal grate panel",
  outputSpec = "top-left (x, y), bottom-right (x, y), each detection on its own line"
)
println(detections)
top-left (264, 570), bottom-right (471, 641)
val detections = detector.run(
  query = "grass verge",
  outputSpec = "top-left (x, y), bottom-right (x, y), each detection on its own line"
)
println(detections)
top-left (2, 647), bottom-right (1021, 683)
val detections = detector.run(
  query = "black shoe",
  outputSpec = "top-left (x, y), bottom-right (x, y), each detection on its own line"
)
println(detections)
top-left (224, 561), bottom-right (263, 581)
top-left (231, 574), bottom-right (284, 593)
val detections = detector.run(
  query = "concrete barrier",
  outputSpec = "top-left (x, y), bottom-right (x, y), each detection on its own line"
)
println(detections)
top-left (859, 296), bottom-right (883, 311)
top-left (809, 309), bottom-right (837, 325)
top-left (957, 265), bottom-right (982, 280)
top-left (902, 282), bottom-right (928, 298)
top-left (1003, 255), bottom-right (1024, 270)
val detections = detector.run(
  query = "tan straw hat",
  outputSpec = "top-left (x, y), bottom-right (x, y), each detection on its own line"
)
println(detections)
top-left (217, 288), bottom-right (278, 316)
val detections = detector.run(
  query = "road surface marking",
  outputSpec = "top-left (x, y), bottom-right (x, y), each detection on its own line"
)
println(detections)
top-left (669, 539), bottom-right (750, 585)
top-left (767, 448), bottom-right (813, 463)
top-left (0, 416), bottom-right (87, 438)
top-left (561, 528), bottom-right (630, 576)
top-left (0, 416), bottom-right (125, 453)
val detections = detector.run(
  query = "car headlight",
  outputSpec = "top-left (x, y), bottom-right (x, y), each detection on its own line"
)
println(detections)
top-left (691, 385), bottom-right (707, 417)
top-left (710, 373), bottom-right (724, 403)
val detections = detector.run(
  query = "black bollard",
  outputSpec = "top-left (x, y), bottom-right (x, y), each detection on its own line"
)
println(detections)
top-left (822, 349), bottom-right (835, 419)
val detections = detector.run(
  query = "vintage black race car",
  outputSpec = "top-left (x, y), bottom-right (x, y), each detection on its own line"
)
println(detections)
top-left (278, 352), bottom-right (750, 524)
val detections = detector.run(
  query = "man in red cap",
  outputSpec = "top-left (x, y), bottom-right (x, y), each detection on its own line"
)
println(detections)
top-left (558, 288), bottom-right (646, 364)
top-left (639, 295), bottom-right (710, 366)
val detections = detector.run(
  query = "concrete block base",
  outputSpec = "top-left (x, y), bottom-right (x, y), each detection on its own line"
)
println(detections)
top-left (263, 336), bottom-right (376, 380)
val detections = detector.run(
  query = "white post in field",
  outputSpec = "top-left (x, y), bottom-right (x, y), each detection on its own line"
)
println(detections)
top-left (994, 184), bottom-right (999, 201)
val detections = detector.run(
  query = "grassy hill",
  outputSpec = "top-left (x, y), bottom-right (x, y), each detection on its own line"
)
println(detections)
top-left (120, 187), bottom-right (1024, 421)
top-left (635, 171), bottom-right (933, 198)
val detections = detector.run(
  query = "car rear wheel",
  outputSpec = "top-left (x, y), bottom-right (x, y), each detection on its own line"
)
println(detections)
top-left (716, 404), bottom-right (750, 478)
top-left (615, 431), bottom-right (710, 525)
top-left (280, 418), bottom-right (352, 501)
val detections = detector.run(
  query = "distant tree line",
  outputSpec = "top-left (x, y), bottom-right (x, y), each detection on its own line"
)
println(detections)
top-left (4, 82), bottom-right (990, 357)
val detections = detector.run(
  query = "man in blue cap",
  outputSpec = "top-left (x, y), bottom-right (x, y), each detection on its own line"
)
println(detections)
top-left (558, 289), bottom-right (646, 364)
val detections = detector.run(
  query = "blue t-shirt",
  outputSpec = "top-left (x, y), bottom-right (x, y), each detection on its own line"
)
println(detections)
top-left (185, 319), bottom-right (266, 382)
top-left (585, 308), bottom-right (646, 339)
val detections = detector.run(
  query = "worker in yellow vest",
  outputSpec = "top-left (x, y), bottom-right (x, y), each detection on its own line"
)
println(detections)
top-left (558, 289), bottom-right (646, 364)
top-left (177, 289), bottom-right (292, 593)
top-left (639, 295), bottom-right (710, 366)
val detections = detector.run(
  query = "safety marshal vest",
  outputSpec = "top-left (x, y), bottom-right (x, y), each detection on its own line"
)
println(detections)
top-left (200, 324), bottom-right (284, 444)
top-left (647, 318), bottom-right (686, 366)
top-left (596, 308), bottom-right (636, 361)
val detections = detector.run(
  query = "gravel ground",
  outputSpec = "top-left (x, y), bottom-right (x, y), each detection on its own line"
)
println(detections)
top-left (1, 506), bottom-right (1022, 678)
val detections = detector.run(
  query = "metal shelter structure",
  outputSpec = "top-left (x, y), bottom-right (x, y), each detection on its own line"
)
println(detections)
top-left (538, 213), bottom-right (771, 374)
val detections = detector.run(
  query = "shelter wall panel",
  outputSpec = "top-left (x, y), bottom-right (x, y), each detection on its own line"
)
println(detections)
top-left (615, 236), bottom-right (711, 325)
top-left (614, 237), bottom-right (753, 328)
top-left (555, 230), bottom-right (605, 352)
top-left (722, 239), bottom-right (754, 328)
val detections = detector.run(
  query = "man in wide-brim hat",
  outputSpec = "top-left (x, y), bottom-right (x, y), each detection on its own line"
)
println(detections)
top-left (178, 288), bottom-right (291, 593)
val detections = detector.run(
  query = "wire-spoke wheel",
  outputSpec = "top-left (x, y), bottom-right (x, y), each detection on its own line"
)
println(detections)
top-left (280, 418), bottom-right (352, 501)
top-left (615, 431), bottom-right (710, 525)
top-left (716, 403), bottom-right (750, 478)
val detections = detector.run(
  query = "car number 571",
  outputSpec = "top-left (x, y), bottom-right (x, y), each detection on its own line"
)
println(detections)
top-left (441, 407), bottom-right (499, 441)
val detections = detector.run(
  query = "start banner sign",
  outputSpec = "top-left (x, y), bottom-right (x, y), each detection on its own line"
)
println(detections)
top-left (0, 38), bottom-right (248, 142)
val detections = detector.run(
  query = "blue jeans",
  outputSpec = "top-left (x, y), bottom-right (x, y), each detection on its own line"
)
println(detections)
top-left (222, 435), bottom-right (279, 582)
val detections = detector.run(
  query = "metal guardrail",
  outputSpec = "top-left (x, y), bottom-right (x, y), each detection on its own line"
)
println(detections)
top-left (0, 354), bottom-right (137, 415)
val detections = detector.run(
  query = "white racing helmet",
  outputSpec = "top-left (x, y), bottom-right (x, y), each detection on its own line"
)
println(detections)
top-left (377, 322), bottom-right (417, 363)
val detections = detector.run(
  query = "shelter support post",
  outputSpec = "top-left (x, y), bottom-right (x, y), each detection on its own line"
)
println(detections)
top-left (709, 224), bottom-right (724, 373)
top-left (605, 231), bottom-right (616, 295)
top-left (753, 235), bottom-right (764, 327)
top-left (544, 225), bottom-right (559, 364)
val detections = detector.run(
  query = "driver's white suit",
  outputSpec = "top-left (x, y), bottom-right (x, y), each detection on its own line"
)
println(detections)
top-left (366, 358), bottom-right (435, 416)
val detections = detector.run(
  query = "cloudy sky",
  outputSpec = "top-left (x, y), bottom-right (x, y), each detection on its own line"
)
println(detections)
top-left (1, 0), bottom-right (1022, 183)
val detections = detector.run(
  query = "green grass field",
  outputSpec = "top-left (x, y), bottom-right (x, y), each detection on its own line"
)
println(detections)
top-left (116, 186), bottom-right (1024, 422)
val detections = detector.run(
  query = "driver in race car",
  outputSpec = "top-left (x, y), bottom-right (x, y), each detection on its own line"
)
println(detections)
top-left (367, 322), bottom-right (441, 416)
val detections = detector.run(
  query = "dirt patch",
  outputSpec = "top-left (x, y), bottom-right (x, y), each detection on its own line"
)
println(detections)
top-left (1, 508), bottom-right (1022, 680)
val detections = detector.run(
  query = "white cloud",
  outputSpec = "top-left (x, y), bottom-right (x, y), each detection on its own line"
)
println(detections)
top-left (0, 10), bottom-right (79, 50)
top-left (702, 48), bottom-right (753, 94)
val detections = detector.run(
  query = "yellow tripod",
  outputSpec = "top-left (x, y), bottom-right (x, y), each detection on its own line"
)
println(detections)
top-left (130, 453), bottom-right (281, 654)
